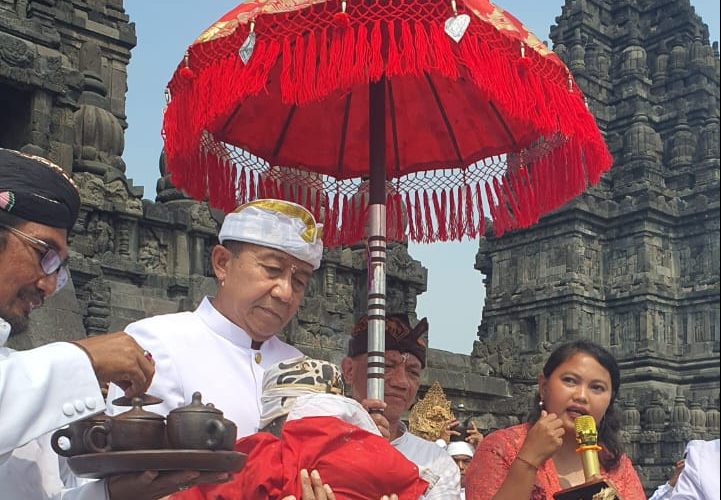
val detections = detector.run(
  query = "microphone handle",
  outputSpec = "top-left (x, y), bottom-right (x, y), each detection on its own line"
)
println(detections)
top-left (577, 444), bottom-right (602, 480)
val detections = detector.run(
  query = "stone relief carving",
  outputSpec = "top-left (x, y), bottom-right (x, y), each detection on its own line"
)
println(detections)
top-left (189, 203), bottom-right (218, 230)
top-left (87, 213), bottom-right (115, 257)
top-left (139, 231), bottom-right (167, 274)
top-left (0, 33), bottom-right (34, 67)
top-left (106, 179), bottom-right (143, 215)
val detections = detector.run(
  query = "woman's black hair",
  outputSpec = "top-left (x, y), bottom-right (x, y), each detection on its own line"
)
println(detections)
top-left (528, 340), bottom-right (624, 471)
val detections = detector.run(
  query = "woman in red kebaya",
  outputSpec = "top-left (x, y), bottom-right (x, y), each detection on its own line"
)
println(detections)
top-left (465, 340), bottom-right (645, 500)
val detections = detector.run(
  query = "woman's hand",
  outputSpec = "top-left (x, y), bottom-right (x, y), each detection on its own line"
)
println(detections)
top-left (516, 410), bottom-right (564, 468)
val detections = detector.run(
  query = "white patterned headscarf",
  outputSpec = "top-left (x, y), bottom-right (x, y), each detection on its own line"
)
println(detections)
top-left (218, 199), bottom-right (323, 269)
top-left (258, 356), bottom-right (344, 429)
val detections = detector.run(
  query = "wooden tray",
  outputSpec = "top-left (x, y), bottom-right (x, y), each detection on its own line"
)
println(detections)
top-left (67, 450), bottom-right (246, 479)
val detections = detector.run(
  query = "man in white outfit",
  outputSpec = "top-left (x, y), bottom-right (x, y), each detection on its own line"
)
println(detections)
top-left (670, 439), bottom-right (720, 500)
top-left (0, 148), bottom-right (215, 499)
top-left (342, 314), bottom-right (462, 499)
top-left (107, 199), bottom-right (323, 442)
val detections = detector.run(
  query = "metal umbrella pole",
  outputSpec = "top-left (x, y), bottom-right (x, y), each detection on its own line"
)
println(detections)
top-left (366, 77), bottom-right (387, 402)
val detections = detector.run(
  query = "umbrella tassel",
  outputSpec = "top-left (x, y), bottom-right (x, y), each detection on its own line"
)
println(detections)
top-left (237, 166), bottom-right (247, 204)
top-left (475, 182), bottom-right (485, 237)
top-left (281, 37), bottom-right (294, 103)
top-left (428, 22), bottom-right (458, 79)
top-left (337, 24), bottom-right (356, 89)
top-left (300, 31), bottom-right (318, 104)
top-left (405, 192), bottom-right (416, 242)
top-left (327, 27), bottom-right (343, 93)
top-left (422, 191), bottom-right (434, 242)
top-left (448, 187), bottom-right (457, 240)
top-left (432, 191), bottom-right (447, 241)
top-left (465, 184), bottom-right (476, 239)
top-left (387, 21), bottom-right (402, 77)
top-left (399, 21), bottom-right (417, 76)
top-left (456, 185), bottom-right (465, 239)
top-left (317, 29), bottom-right (330, 98)
top-left (485, 181), bottom-right (505, 237)
top-left (414, 21), bottom-right (431, 72)
top-left (392, 193), bottom-right (404, 241)
top-left (493, 177), bottom-right (516, 232)
top-left (413, 191), bottom-right (424, 242)
top-left (353, 24), bottom-right (370, 84)
top-left (290, 34), bottom-right (306, 104)
top-left (368, 20), bottom-right (383, 81)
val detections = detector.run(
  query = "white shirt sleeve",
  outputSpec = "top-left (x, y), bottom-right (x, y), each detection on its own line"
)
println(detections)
top-left (0, 342), bottom-right (104, 455)
top-left (648, 482), bottom-right (673, 500)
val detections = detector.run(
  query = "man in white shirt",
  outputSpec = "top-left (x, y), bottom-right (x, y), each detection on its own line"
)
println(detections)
top-left (0, 148), bottom-right (211, 499)
top-left (342, 314), bottom-right (462, 499)
top-left (107, 199), bottom-right (324, 442)
top-left (670, 439), bottom-right (720, 500)
top-left (446, 441), bottom-right (474, 500)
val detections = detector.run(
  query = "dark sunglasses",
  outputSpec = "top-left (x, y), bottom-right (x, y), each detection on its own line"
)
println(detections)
top-left (0, 223), bottom-right (69, 293)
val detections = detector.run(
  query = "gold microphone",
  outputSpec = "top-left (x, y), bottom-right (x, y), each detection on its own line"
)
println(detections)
top-left (575, 415), bottom-right (603, 480)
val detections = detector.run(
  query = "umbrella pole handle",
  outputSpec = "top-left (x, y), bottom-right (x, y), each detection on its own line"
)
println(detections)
top-left (366, 78), bottom-right (387, 404)
top-left (366, 203), bottom-right (386, 403)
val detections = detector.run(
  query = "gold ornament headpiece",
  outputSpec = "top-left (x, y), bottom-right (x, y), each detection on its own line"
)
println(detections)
top-left (408, 381), bottom-right (454, 441)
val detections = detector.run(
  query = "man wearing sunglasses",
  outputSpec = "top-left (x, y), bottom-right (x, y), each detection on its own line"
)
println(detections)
top-left (0, 148), bottom-right (225, 498)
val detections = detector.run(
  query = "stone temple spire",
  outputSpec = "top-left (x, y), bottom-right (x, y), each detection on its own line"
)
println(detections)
top-left (476, 1), bottom-right (719, 492)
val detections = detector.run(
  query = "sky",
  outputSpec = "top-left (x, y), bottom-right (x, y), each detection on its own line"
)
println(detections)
top-left (122, 0), bottom-right (720, 355)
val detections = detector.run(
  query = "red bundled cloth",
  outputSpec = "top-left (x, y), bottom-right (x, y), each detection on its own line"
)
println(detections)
top-left (172, 416), bottom-right (428, 500)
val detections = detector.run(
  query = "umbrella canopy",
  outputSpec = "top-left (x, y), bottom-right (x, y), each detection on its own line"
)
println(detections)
top-left (162, 0), bottom-right (612, 246)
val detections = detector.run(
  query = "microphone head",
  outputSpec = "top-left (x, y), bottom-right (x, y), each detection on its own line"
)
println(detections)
top-left (575, 415), bottom-right (598, 446)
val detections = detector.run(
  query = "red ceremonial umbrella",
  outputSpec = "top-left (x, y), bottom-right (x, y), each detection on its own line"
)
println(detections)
top-left (162, 0), bottom-right (612, 400)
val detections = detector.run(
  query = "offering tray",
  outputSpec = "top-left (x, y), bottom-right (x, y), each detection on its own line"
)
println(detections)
top-left (67, 449), bottom-right (246, 479)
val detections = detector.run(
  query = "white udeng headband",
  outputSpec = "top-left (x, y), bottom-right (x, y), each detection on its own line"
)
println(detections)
top-left (218, 199), bottom-right (323, 270)
top-left (446, 441), bottom-right (475, 458)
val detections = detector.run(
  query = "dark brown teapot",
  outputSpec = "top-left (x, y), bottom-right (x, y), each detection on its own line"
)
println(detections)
top-left (84, 397), bottom-right (166, 452)
top-left (166, 392), bottom-right (228, 450)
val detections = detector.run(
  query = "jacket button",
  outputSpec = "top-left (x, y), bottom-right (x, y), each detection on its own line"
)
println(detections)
top-left (62, 403), bottom-right (75, 417)
top-left (74, 400), bottom-right (86, 413)
top-left (85, 397), bottom-right (97, 410)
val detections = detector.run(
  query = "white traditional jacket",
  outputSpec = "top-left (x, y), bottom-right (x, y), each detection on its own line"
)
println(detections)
top-left (392, 422), bottom-right (462, 500)
top-left (670, 439), bottom-right (721, 500)
top-left (106, 297), bottom-right (303, 437)
top-left (0, 318), bottom-right (107, 499)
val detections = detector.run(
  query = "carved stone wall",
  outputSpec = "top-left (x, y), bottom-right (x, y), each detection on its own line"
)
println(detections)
top-left (475, 0), bottom-right (720, 492)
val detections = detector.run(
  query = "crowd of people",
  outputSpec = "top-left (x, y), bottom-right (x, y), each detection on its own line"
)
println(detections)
top-left (1, 147), bottom-right (719, 500)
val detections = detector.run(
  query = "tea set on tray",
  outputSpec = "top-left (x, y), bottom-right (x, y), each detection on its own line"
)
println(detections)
top-left (51, 392), bottom-right (246, 478)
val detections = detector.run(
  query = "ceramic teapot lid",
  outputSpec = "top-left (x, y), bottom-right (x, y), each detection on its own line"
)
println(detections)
top-left (115, 397), bottom-right (165, 421)
top-left (169, 392), bottom-right (223, 416)
top-left (111, 393), bottom-right (164, 407)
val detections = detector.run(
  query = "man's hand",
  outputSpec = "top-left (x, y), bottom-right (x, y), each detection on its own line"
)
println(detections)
top-left (439, 419), bottom-right (461, 444)
top-left (72, 332), bottom-right (155, 397)
top-left (281, 469), bottom-right (336, 500)
top-left (107, 470), bottom-right (230, 499)
top-left (361, 399), bottom-right (390, 439)
top-left (465, 420), bottom-right (484, 448)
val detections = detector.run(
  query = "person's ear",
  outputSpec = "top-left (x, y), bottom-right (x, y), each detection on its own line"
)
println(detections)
top-left (537, 374), bottom-right (547, 401)
top-left (211, 244), bottom-right (232, 281)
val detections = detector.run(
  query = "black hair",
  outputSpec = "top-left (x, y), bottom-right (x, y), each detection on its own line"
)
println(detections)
top-left (528, 340), bottom-right (624, 471)
top-left (0, 211), bottom-right (24, 251)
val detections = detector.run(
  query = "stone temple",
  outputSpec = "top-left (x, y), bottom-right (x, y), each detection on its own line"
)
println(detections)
top-left (1, 0), bottom-right (718, 493)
